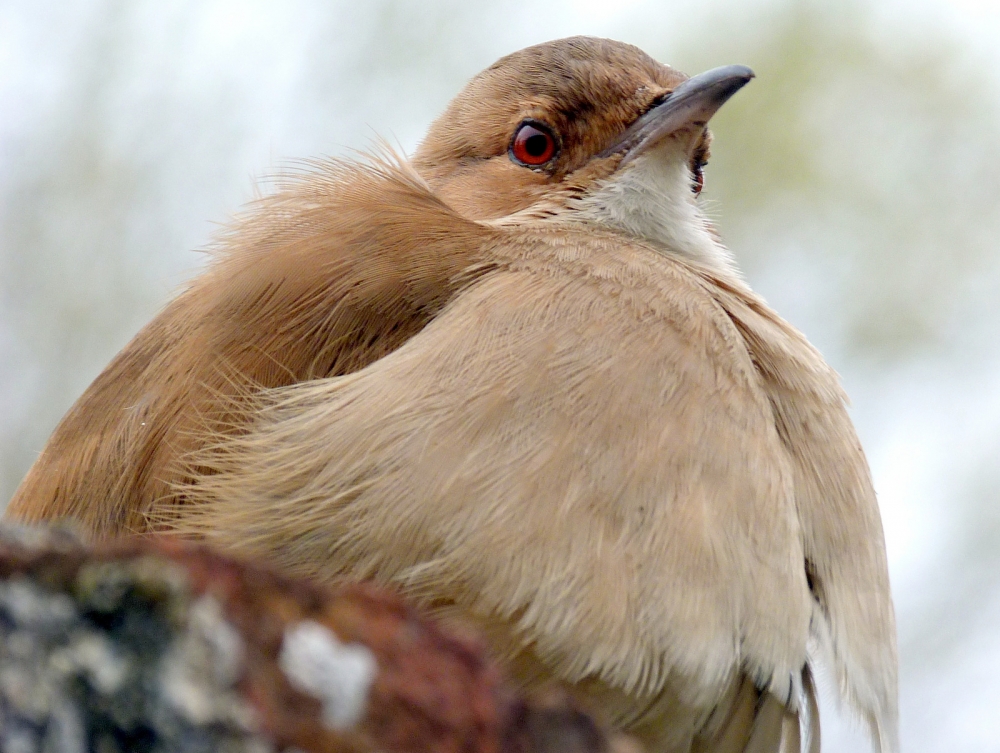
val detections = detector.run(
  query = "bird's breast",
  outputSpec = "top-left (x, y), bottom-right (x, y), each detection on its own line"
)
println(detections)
top-left (185, 229), bottom-right (815, 718)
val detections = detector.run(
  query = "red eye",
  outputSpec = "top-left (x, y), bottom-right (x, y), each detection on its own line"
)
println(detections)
top-left (510, 122), bottom-right (557, 166)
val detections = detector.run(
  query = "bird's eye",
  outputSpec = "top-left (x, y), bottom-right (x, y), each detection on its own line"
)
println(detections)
top-left (691, 159), bottom-right (707, 195)
top-left (510, 121), bottom-right (557, 167)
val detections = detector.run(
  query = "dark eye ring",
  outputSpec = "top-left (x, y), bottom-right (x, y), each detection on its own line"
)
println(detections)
top-left (509, 121), bottom-right (558, 167)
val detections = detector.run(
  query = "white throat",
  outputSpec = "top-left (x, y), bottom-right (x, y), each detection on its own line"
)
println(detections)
top-left (571, 144), bottom-right (737, 274)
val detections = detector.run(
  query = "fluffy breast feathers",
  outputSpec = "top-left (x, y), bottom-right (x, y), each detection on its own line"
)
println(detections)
top-left (8, 153), bottom-right (897, 752)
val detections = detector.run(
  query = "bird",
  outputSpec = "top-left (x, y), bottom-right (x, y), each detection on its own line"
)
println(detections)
top-left (7, 37), bottom-right (897, 753)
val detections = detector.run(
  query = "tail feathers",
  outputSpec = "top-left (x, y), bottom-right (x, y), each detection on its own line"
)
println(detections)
top-left (699, 675), bottom-right (759, 753)
top-left (695, 672), bottom-right (809, 753)
top-left (779, 712), bottom-right (800, 753)
top-left (744, 692), bottom-right (789, 753)
top-left (799, 664), bottom-right (821, 753)
top-left (778, 664), bottom-right (821, 753)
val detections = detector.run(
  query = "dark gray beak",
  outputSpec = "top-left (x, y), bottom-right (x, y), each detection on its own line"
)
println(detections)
top-left (598, 65), bottom-right (754, 165)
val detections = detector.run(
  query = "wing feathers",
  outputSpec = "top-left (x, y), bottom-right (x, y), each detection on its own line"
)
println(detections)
top-left (8, 152), bottom-right (493, 535)
top-left (698, 270), bottom-right (897, 751)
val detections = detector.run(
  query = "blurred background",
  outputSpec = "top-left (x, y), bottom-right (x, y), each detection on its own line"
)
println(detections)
top-left (1, 0), bottom-right (998, 748)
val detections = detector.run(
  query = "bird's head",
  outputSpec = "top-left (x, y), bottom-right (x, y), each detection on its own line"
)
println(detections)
top-left (413, 37), bottom-right (753, 269)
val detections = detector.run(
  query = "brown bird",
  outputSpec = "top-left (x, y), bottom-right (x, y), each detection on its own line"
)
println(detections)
top-left (7, 37), bottom-right (897, 753)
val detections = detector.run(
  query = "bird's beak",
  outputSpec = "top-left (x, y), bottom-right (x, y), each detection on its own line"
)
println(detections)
top-left (598, 65), bottom-right (755, 166)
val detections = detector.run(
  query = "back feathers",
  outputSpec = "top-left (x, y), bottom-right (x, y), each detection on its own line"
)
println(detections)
top-left (8, 154), bottom-right (493, 534)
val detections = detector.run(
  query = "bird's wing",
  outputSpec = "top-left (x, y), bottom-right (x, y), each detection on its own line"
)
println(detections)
top-left (704, 272), bottom-right (898, 752)
top-left (7, 153), bottom-right (495, 536)
top-left (171, 228), bottom-right (819, 730)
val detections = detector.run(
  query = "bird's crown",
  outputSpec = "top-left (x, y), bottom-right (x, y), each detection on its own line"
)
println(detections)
top-left (413, 37), bottom-right (751, 232)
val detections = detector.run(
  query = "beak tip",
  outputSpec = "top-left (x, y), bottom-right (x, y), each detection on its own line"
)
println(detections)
top-left (702, 64), bottom-right (755, 105)
top-left (596, 63), bottom-right (757, 162)
top-left (715, 64), bottom-right (756, 91)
